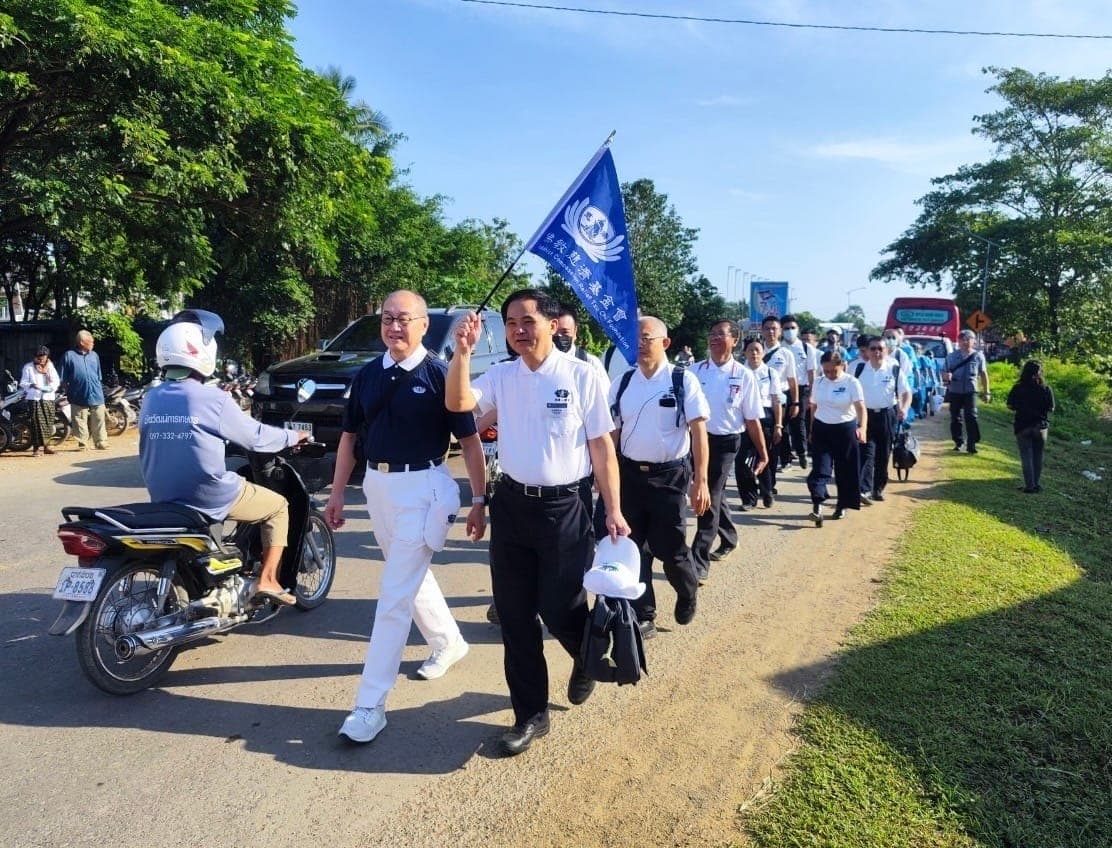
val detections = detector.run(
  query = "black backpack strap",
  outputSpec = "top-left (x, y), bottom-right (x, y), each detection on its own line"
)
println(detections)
top-left (575, 346), bottom-right (589, 362)
top-left (610, 368), bottom-right (635, 421)
top-left (762, 347), bottom-right (775, 364)
top-left (671, 363), bottom-right (686, 427)
top-left (854, 362), bottom-right (865, 379)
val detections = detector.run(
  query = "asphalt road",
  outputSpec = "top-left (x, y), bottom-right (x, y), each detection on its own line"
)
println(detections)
top-left (0, 433), bottom-right (512, 848)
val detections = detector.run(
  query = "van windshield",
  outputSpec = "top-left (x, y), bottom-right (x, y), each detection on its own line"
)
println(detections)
top-left (325, 315), bottom-right (454, 353)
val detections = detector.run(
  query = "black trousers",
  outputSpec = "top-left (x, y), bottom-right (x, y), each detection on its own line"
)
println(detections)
top-left (737, 415), bottom-right (774, 505)
top-left (788, 385), bottom-right (811, 462)
top-left (807, 419), bottom-right (862, 511)
top-left (490, 483), bottom-right (592, 724)
top-left (619, 459), bottom-right (697, 623)
top-left (692, 433), bottom-right (741, 574)
top-left (859, 406), bottom-right (896, 495)
top-left (948, 392), bottom-right (981, 447)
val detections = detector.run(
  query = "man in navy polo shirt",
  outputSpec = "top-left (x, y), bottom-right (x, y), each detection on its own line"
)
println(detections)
top-left (325, 290), bottom-right (488, 745)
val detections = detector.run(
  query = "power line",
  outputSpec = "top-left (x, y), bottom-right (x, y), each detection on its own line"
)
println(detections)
top-left (459, 0), bottom-right (1112, 40)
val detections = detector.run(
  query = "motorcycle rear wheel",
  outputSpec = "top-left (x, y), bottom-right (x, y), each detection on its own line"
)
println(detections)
top-left (107, 406), bottom-right (128, 436)
top-left (0, 419), bottom-right (11, 453)
top-left (294, 511), bottom-right (336, 610)
top-left (75, 563), bottom-right (189, 695)
top-left (51, 416), bottom-right (71, 447)
top-left (8, 419), bottom-right (31, 451)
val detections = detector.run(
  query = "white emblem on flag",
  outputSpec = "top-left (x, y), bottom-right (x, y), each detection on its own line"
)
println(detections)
top-left (561, 197), bottom-right (625, 263)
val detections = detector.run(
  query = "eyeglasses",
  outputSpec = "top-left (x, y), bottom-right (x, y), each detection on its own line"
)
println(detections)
top-left (869, 346), bottom-right (885, 351)
top-left (707, 332), bottom-right (732, 340)
top-left (381, 313), bottom-right (425, 328)
top-left (638, 335), bottom-right (664, 344)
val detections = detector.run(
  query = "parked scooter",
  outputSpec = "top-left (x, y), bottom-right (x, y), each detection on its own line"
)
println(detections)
top-left (0, 370), bottom-right (26, 453)
top-left (48, 381), bottom-right (337, 694)
top-left (104, 384), bottom-right (139, 436)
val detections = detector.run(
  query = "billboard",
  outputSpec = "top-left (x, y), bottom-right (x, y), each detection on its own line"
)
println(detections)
top-left (749, 281), bottom-right (790, 325)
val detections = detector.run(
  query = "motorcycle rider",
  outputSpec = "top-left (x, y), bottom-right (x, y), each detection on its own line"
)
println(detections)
top-left (139, 309), bottom-right (309, 606)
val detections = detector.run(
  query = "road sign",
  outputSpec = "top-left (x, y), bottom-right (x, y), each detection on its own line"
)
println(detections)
top-left (967, 310), bottom-right (992, 332)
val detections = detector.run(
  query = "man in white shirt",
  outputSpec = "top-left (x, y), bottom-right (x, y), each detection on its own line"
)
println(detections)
top-left (779, 314), bottom-right (818, 470)
top-left (760, 316), bottom-right (798, 479)
top-left (609, 316), bottom-right (710, 639)
top-left (690, 319), bottom-right (767, 581)
top-left (854, 336), bottom-right (912, 502)
top-left (447, 288), bottom-right (629, 756)
top-left (554, 307), bottom-right (609, 386)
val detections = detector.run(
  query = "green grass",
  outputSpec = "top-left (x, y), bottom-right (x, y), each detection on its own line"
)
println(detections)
top-left (741, 405), bottom-right (1111, 847)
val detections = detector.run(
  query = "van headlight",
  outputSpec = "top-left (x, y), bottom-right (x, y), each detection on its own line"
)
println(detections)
top-left (255, 370), bottom-right (271, 395)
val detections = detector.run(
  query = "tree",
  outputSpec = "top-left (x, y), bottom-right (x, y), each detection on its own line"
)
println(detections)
top-left (669, 275), bottom-right (728, 359)
top-left (831, 306), bottom-right (867, 332)
top-left (871, 67), bottom-right (1112, 363)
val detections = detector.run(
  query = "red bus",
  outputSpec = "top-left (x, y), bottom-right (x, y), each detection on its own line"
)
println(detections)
top-left (886, 297), bottom-right (961, 342)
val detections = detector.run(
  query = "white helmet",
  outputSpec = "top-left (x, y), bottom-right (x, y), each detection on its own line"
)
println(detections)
top-left (156, 309), bottom-right (224, 377)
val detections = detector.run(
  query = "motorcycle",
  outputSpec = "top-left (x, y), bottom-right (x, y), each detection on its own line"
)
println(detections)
top-left (1, 384), bottom-right (72, 452)
top-left (104, 384), bottom-right (139, 436)
top-left (0, 370), bottom-right (26, 453)
top-left (479, 421), bottom-right (501, 501)
top-left (48, 380), bottom-right (337, 694)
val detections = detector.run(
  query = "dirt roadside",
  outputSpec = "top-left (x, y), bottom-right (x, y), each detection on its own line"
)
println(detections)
top-left (369, 416), bottom-right (945, 848)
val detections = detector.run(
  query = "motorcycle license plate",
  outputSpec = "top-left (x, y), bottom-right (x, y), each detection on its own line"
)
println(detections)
top-left (285, 422), bottom-right (313, 437)
top-left (52, 567), bottom-right (107, 602)
top-left (482, 441), bottom-right (498, 457)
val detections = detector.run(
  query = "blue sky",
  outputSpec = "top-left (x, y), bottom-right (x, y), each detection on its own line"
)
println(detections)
top-left (288, 1), bottom-right (1110, 326)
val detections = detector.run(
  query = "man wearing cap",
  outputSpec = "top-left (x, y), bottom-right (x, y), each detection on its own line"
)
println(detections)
top-left (610, 316), bottom-right (710, 640)
top-left (325, 289), bottom-right (488, 746)
top-left (943, 330), bottom-right (991, 453)
top-left (447, 288), bottom-right (628, 757)
top-left (690, 319), bottom-right (767, 580)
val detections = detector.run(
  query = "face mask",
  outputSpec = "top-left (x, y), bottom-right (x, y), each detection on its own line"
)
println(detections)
top-left (782, 328), bottom-right (798, 342)
top-left (553, 335), bottom-right (573, 353)
top-left (885, 338), bottom-right (897, 349)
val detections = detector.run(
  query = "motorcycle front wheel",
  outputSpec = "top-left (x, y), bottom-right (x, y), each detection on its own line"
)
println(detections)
top-left (75, 562), bottom-right (189, 695)
top-left (51, 415), bottom-right (71, 447)
top-left (8, 419), bottom-right (31, 452)
top-left (294, 511), bottom-right (336, 610)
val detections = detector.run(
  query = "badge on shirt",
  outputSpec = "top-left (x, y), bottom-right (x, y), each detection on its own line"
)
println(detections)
top-left (412, 386), bottom-right (427, 394)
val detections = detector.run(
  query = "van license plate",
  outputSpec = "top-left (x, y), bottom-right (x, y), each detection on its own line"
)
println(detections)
top-left (53, 567), bottom-right (107, 602)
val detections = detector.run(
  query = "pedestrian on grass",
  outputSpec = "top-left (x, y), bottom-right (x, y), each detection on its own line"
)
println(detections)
top-left (1006, 360), bottom-right (1054, 494)
top-left (943, 329), bottom-right (991, 453)
top-left (447, 288), bottom-right (628, 756)
top-left (806, 351), bottom-right (867, 527)
top-left (326, 290), bottom-right (488, 746)
top-left (19, 346), bottom-right (60, 456)
top-left (60, 329), bottom-right (108, 450)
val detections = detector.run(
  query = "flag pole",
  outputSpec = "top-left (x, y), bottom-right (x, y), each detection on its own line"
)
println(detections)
top-left (476, 131), bottom-right (616, 312)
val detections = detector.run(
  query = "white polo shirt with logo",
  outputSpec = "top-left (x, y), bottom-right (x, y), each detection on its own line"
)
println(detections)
top-left (692, 358), bottom-right (762, 435)
top-left (608, 362), bottom-right (710, 463)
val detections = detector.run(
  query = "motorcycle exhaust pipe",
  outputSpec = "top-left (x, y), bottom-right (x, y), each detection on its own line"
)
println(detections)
top-left (114, 615), bottom-right (245, 659)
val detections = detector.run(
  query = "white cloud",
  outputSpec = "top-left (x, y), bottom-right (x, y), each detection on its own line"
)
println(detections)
top-left (802, 136), bottom-right (991, 174)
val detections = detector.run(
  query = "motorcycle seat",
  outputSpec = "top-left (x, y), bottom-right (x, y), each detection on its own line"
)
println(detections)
top-left (62, 502), bottom-right (216, 531)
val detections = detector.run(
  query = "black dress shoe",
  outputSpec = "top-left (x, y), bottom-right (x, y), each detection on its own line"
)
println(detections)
top-left (762, 494), bottom-right (775, 508)
top-left (967, 445), bottom-right (978, 454)
top-left (872, 491), bottom-right (885, 501)
top-left (567, 660), bottom-right (596, 705)
top-left (501, 712), bottom-right (550, 756)
top-left (798, 455), bottom-right (808, 469)
top-left (637, 619), bottom-right (657, 640)
top-left (832, 508), bottom-right (845, 520)
top-left (709, 545), bottom-right (735, 561)
top-left (674, 595), bottom-right (697, 625)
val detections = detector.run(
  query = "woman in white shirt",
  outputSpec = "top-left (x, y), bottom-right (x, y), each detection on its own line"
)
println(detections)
top-left (736, 338), bottom-right (783, 509)
top-left (19, 345), bottom-right (61, 456)
top-left (806, 351), bottom-right (866, 526)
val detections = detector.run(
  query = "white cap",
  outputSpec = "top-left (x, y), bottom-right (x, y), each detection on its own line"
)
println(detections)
top-left (583, 535), bottom-right (645, 600)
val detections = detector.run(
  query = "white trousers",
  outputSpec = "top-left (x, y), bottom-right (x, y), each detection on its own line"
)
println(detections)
top-left (354, 464), bottom-right (462, 709)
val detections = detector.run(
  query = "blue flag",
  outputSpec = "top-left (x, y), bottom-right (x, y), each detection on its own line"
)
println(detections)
top-left (749, 281), bottom-right (790, 325)
top-left (525, 144), bottom-right (639, 366)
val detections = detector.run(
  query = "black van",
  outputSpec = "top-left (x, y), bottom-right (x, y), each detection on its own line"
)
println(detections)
top-left (252, 306), bottom-right (507, 449)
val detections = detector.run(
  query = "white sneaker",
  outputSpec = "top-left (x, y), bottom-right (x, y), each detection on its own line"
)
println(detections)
top-left (415, 636), bottom-right (470, 680)
top-left (338, 705), bottom-right (386, 744)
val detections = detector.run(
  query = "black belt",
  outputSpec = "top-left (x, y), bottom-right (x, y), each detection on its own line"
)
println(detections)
top-left (499, 474), bottom-right (587, 499)
top-left (708, 432), bottom-right (741, 441)
top-left (367, 457), bottom-right (444, 473)
top-left (619, 456), bottom-right (687, 473)
top-left (868, 407), bottom-right (896, 414)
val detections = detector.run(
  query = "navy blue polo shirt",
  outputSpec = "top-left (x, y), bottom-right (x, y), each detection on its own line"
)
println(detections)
top-left (342, 351), bottom-right (476, 463)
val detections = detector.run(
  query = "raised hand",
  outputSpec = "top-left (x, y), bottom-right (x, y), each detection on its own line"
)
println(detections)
top-left (454, 311), bottom-right (483, 355)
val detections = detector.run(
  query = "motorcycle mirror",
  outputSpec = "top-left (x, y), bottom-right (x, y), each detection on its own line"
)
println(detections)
top-left (296, 379), bottom-right (317, 404)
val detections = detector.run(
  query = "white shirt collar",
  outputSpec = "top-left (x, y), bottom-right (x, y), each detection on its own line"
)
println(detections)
top-left (384, 344), bottom-right (428, 372)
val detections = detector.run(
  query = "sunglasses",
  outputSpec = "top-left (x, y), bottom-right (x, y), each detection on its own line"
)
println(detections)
top-left (869, 346), bottom-right (885, 351)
